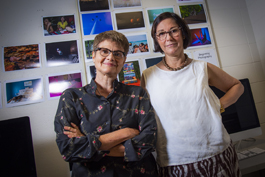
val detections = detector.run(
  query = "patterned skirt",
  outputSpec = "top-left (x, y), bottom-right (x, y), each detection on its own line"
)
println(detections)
top-left (158, 142), bottom-right (241, 177)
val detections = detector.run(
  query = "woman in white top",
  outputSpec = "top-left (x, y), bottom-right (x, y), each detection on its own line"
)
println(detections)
top-left (141, 12), bottom-right (244, 177)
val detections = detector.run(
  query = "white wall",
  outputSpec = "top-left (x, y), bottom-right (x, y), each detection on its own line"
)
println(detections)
top-left (245, 0), bottom-right (265, 76)
top-left (244, 0), bottom-right (265, 131)
top-left (0, 0), bottom-right (264, 177)
top-left (206, 0), bottom-right (265, 136)
top-left (0, 1), bottom-right (83, 177)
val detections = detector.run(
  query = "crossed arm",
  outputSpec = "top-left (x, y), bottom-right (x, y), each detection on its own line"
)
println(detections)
top-left (64, 123), bottom-right (139, 157)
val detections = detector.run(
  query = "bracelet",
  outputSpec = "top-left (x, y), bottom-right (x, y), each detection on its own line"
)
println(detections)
top-left (220, 104), bottom-right (225, 113)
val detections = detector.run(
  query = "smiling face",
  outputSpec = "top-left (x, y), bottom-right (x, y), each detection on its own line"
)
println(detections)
top-left (156, 18), bottom-right (184, 57)
top-left (92, 40), bottom-right (126, 78)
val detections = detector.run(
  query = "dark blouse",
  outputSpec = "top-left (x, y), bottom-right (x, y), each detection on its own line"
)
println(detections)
top-left (54, 79), bottom-right (158, 177)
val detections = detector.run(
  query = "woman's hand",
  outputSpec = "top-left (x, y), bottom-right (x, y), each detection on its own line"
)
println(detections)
top-left (64, 123), bottom-right (85, 138)
top-left (107, 144), bottom-right (125, 157)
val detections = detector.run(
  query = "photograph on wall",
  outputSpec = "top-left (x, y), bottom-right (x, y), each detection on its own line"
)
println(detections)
top-left (43, 15), bottom-right (76, 36)
top-left (86, 63), bottom-right (96, 82)
top-left (144, 56), bottom-right (163, 69)
top-left (3, 44), bottom-right (40, 72)
top-left (189, 27), bottom-right (211, 48)
top-left (84, 38), bottom-right (94, 61)
top-left (45, 40), bottom-right (79, 67)
top-left (126, 34), bottom-right (149, 56)
top-left (193, 49), bottom-right (219, 67)
top-left (79, 0), bottom-right (110, 12)
top-left (47, 71), bottom-right (82, 99)
top-left (146, 6), bottom-right (174, 27)
top-left (112, 0), bottom-right (141, 9)
top-left (0, 82), bottom-right (2, 109)
top-left (118, 60), bottom-right (141, 86)
top-left (5, 77), bottom-right (44, 107)
top-left (178, 4), bottom-right (207, 25)
top-left (81, 12), bottom-right (113, 36)
top-left (177, 0), bottom-right (204, 3)
top-left (114, 10), bottom-right (145, 31)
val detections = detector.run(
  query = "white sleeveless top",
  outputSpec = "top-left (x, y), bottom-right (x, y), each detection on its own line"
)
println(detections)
top-left (142, 60), bottom-right (231, 167)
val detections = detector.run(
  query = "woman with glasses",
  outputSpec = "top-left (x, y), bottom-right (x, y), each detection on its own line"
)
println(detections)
top-left (54, 30), bottom-right (158, 177)
top-left (141, 12), bottom-right (243, 177)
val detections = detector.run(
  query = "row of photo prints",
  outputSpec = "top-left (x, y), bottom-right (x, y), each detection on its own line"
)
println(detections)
top-left (78, 0), bottom-right (204, 12)
top-left (1, 47), bottom-right (218, 109)
top-left (3, 23), bottom-right (212, 72)
top-left (3, 2), bottom-right (211, 71)
top-left (42, 2), bottom-right (208, 36)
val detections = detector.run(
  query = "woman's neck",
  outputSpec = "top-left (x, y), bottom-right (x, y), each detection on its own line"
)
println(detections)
top-left (165, 52), bottom-right (186, 68)
top-left (94, 74), bottom-right (116, 97)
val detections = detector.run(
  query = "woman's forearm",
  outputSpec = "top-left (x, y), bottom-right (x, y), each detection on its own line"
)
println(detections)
top-left (98, 128), bottom-right (139, 151)
top-left (220, 81), bottom-right (244, 108)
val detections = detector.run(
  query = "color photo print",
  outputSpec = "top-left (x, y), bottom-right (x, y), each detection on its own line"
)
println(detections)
top-left (5, 77), bottom-right (44, 107)
top-left (47, 71), bottom-right (82, 99)
top-left (118, 60), bottom-right (141, 86)
top-left (84, 38), bottom-right (94, 61)
top-left (143, 56), bottom-right (163, 69)
top-left (112, 0), bottom-right (142, 9)
top-left (79, 0), bottom-right (110, 12)
top-left (126, 33), bottom-right (149, 56)
top-left (177, 0), bottom-right (204, 3)
top-left (189, 27), bottom-right (211, 48)
top-left (43, 15), bottom-right (76, 36)
top-left (3, 44), bottom-right (40, 72)
top-left (86, 63), bottom-right (96, 82)
top-left (81, 12), bottom-right (113, 36)
top-left (178, 4), bottom-right (207, 25)
top-left (45, 40), bottom-right (79, 67)
top-left (146, 6), bottom-right (174, 27)
top-left (115, 10), bottom-right (145, 31)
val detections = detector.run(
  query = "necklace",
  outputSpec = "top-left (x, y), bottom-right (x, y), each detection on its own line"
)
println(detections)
top-left (162, 54), bottom-right (188, 71)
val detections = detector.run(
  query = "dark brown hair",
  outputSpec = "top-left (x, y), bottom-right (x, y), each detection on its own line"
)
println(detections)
top-left (93, 30), bottom-right (129, 56)
top-left (151, 12), bottom-right (191, 53)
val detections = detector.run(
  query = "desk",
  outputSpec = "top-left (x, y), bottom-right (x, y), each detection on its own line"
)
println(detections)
top-left (236, 137), bottom-right (265, 175)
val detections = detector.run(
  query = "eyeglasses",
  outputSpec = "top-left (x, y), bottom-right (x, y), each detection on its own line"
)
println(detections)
top-left (94, 48), bottom-right (125, 60)
top-left (156, 27), bottom-right (182, 41)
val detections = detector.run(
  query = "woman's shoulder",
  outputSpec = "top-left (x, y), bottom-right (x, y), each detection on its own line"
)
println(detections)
top-left (191, 59), bottom-right (206, 64)
top-left (190, 59), bottom-right (207, 68)
top-left (142, 65), bottom-right (157, 75)
top-left (61, 85), bottom-right (87, 96)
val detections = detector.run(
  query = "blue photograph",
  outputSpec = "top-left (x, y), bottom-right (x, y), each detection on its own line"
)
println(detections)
top-left (189, 27), bottom-right (211, 48)
top-left (81, 12), bottom-right (113, 35)
top-left (5, 78), bottom-right (44, 107)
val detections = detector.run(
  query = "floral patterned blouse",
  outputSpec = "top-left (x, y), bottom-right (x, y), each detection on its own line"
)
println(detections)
top-left (54, 79), bottom-right (158, 177)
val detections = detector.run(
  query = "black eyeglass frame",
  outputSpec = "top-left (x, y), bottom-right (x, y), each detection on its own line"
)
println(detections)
top-left (155, 26), bottom-right (182, 41)
top-left (94, 47), bottom-right (126, 59)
